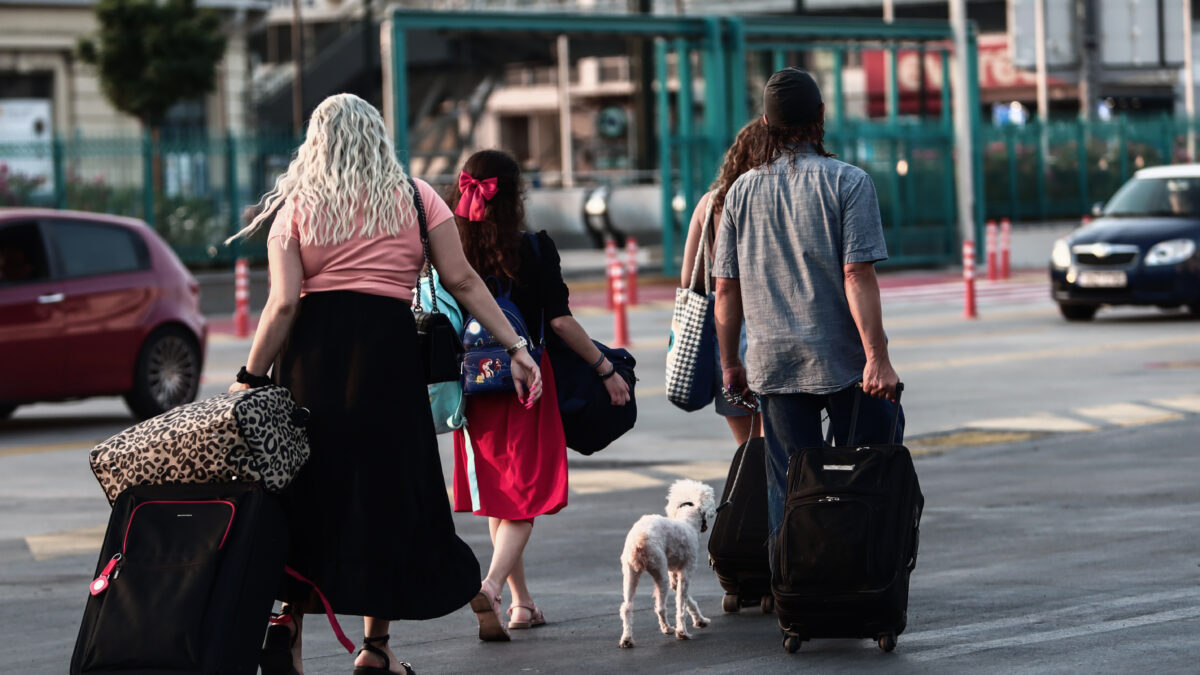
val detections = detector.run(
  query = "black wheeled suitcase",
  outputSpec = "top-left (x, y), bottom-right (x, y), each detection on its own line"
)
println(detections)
top-left (70, 481), bottom-right (287, 674)
top-left (772, 385), bottom-right (923, 654)
top-left (707, 435), bottom-right (774, 614)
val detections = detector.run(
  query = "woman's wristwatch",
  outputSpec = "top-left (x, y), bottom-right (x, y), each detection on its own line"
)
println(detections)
top-left (236, 366), bottom-right (272, 388)
top-left (505, 337), bottom-right (529, 356)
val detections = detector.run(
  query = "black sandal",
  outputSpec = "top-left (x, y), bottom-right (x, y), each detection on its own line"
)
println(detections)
top-left (352, 634), bottom-right (415, 675)
top-left (260, 606), bottom-right (300, 675)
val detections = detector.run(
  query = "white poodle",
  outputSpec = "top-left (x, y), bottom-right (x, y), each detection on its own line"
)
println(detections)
top-left (618, 479), bottom-right (717, 648)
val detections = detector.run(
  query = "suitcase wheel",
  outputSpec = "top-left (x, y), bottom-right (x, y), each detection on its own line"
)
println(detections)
top-left (761, 594), bottom-right (774, 614)
top-left (721, 593), bottom-right (740, 613)
top-left (782, 634), bottom-right (803, 653)
top-left (877, 632), bottom-right (897, 652)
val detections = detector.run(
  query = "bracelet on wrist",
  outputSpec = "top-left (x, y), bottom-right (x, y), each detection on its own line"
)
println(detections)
top-left (588, 353), bottom-right (606, 370)
top-left (236, 366), bottom-right (272, 388)
top-left (599, 365), bottom-right (618, 380)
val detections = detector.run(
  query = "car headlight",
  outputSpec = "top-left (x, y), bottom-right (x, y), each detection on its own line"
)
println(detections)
top-left (1144, 238), bottom-right (1197, 266)
top-left (1051, 239), bottom-right (1072, 269)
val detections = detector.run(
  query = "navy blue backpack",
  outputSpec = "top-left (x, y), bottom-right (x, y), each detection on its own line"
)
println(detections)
top-left (461, 238), bottom-right (543, 395)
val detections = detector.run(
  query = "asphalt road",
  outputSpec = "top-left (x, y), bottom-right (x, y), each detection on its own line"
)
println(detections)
top-left (1, 274), bottom-right (1199, 673)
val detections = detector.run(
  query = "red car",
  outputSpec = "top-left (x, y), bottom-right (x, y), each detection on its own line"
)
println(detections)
top-left (0, 208), bottom-right (207, 420)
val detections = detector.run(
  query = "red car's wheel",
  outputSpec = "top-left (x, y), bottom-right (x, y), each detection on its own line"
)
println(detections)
top-left (124, 327), bottom-right (201, 419)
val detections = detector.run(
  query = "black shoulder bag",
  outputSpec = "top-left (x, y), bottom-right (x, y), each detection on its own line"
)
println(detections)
top-left (409, 178), bottom-right (465, 383)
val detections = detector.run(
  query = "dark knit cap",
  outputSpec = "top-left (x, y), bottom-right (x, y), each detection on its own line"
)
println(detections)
top-left (763, 68), bottom-right (823, 127)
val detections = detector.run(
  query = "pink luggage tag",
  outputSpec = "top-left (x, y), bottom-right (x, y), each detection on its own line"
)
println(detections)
top-left (90, 554), bottom-right (122, 596)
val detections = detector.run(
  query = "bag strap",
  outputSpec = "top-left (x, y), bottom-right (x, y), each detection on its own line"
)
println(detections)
top-left (410, 177), bottom-right (435, 314)
top-left (283, 565), bottom-right (355, 653)
top-left (688, 197), bottom-right (715, 295)
top-left (847, 382), bottom-right (905, 445)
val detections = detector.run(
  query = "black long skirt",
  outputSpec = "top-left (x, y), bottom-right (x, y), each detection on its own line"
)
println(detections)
top-left (275, 290), bottom-right (480, 620)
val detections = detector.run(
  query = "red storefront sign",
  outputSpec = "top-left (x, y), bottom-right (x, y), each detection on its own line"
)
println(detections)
top-left (863, 34), bottom-right (1067, 117)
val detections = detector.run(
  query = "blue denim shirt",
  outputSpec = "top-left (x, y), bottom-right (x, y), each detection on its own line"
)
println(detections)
top-left (711, 147), bottom-right (888, 395)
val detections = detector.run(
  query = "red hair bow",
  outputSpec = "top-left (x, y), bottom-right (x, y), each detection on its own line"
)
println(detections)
top-left (454, 172), bottom-right (499, 222)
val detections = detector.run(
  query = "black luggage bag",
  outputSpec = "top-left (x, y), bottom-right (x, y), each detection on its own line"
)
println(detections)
top-left (71, 482), bottom-right (287, 674)
top-left (772, 385), bottom-right (923, 654)
top-left (707, 435), bottom-right (773, 614)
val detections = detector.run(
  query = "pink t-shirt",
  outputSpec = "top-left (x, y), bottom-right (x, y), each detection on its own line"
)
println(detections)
top-left (267, 178), bottom-right (454, 302)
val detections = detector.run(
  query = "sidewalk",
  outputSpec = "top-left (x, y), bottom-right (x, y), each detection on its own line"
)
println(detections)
top-left (201, 220), bottom-right (1078, 334)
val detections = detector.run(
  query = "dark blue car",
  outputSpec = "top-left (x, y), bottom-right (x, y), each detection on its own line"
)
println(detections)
top-left (1050, 165), bottom-right (1200, 321)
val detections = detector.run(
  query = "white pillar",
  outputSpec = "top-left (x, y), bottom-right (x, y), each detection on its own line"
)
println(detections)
top-left (557, 34), bottom-right (575, 188)
top-left (949, 0), bottom-right (975, 247)
top-left (1035, 0), bottom-right (1049, 122)
top-left (1185, 0), bottom-right (1195, 161)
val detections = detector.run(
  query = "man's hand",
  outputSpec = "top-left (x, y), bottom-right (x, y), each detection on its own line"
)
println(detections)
top-left (862, 358), bottom-right (900, 402)
top-left (722, 363), bottom-right (758, 411)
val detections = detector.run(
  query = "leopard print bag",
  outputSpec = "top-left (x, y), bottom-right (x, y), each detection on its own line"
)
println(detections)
top-left (90, 386), bottom-right (311, 504)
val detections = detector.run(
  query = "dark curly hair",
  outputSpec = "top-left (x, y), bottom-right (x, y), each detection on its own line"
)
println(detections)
top-left (449, 149), bottom-right (525, 282)
top-left (710, 118), bottom-right (771, 221)
top-left (763, 117), bottom-right (835, 166)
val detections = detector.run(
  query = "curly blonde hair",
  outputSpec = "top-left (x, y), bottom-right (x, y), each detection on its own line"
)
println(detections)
top-left (227, 93), bottom-right (415, 246)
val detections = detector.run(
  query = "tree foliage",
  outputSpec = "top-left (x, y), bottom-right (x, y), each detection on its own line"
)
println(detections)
top-left (77, 0), bottom-right (226, 128)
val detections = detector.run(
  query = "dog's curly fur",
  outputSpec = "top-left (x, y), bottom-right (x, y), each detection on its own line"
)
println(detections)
top-left (618, 479), bottom-right (717, 648)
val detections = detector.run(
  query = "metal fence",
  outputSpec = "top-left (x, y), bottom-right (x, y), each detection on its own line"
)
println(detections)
top-left (0, 132), bottom-right (299, 267)
top-left (1, 115), bottom-right (1196, 268)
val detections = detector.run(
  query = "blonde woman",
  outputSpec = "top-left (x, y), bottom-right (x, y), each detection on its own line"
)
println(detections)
top-left (228, 94), bottom-right (542, 675)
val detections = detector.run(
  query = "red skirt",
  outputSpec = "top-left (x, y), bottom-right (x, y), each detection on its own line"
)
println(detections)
top-left (452, 351), bottom-right (568, 520)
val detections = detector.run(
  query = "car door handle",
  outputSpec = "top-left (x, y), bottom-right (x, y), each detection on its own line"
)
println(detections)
top-left (37, 293), bottom-right (65, 304)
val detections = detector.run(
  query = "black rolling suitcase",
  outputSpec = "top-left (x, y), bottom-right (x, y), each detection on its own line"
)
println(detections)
top-left (71, 482), bottom-right (287, 674)
top-left (707, 435), bottom-right (774, 614)
top-left (772, 384), bottom-right (923, 654)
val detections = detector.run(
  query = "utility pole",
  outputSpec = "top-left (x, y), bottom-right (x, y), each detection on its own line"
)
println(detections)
top-left (557, 35), bottom-right (575, 187)
top-left (1185, 0), bottom-right (1195, 160)
top-left (630, 0), bottom-right (656, 174)
top-left (884, 0), bottom-right (895, 119)
top-left (949, 0), bottom-right (975, 247)
top-left (291, 0), bottom-right (304, 136)
top-left (1034, 0), bottom-right (1048, 122)
top-left (1076, 0), bottom-right (1093, 120)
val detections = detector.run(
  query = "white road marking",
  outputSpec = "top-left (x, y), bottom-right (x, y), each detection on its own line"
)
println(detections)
top-left (25, 525), bottom-right (107, 562)
top-left (964, 414), bottom-right (1098, 433)
top-left (1072, 402), bottom-right (1182, 427)
top-left (1151, 394), bottom-right (1200, 414)
top-left (650, 461), bottom-right (731, 482)
top-left (570, 469), bottom-right (664, 495)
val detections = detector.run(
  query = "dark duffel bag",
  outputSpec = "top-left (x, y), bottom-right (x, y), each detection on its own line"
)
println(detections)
top-left (71, 482), bottom-right (287, 674)
top-left (548, 337), bottom-right (637, 455)
top-left (772, 384), bottom-right (923, 654)
top-left (707, 434), bottom-right (773, 614)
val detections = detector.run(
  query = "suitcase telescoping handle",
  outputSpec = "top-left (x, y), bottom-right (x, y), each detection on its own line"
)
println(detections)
top-left (715, 411), bottom-right (762, 514)
top-left (847, 382), bottom-right (904, 445)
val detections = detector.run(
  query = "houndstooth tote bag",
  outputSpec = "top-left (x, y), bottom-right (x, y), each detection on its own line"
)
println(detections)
top-left (665, 197), bottom-right (717, 411)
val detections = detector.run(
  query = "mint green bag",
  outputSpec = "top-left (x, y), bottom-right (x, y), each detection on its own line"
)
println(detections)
top-left (415, 269), bottom-right (466, 433)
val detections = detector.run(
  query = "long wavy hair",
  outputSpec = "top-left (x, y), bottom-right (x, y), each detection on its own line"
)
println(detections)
top-left (763, 115), bottom-right (836, 167)
top-left (710, 118), bottom-right (771, 221)
top-left (449, 149), bottom-right (525, 282)
top-left (227, 93), bottom-right (415, 246)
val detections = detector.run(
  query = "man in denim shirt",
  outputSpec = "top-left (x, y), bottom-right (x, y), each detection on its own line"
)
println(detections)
top-left (711, 68), bottom-right (903, 575)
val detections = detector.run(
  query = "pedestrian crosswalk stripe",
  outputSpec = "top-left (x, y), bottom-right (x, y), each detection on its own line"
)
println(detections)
top-left (25, 525), bottom-right (106, 562)
top-left (650, 461), bottom-right (731, 482)
top-left (964, 414), bottom-right (1098, 433)
top-left (1072, 402), bottom-right (1182, 427)
top-left (1152, 394), bottom-right (1200, 414)
top-left (569, 469), bottom-right (664, 495)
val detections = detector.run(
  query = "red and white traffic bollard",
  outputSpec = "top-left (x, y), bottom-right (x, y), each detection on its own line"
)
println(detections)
top-left (605, 239), bottom-right (618, 311)
top-left (625, 236), bottom-right (639, 306)
top-left (610, 256), bottom-right (629, 348)
top-left (963, 240), bottom-right (978, 319)
top-left (234, 257), bottom-right (250, 338)
top-left (999, 217), bottom-right (1012, 279)
top-left (1081, 214), bottom-right (1092, 226)
top-left (985, 220), bottom-right (998, 281)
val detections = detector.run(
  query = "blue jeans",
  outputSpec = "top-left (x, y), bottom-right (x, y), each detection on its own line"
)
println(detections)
top-left (761, 387), bottom-right (904, 575)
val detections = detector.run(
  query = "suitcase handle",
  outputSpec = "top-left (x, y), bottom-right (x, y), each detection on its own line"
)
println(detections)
top-left (716, 411), bottom-right (761, 514)
top-left (848, 382), bottom-right (904, 445)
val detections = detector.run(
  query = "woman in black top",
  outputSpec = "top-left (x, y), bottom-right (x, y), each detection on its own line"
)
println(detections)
top-left (450, 150), bottom-right (629, 641)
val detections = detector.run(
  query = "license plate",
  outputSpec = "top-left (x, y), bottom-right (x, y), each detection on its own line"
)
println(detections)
top-left (1076, 270), bottom-right (1127, 288)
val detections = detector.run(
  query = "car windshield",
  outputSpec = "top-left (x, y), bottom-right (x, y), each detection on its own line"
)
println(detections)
top-left (1104, 176), bottom-right (1200, 217)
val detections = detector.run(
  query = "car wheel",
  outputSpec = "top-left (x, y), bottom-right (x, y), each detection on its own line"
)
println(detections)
top-left (1058, 303), bottom-right (1098, 321)
top-left (124, 326), bottom-right (201, 420)
top-left (0, 404), bottom-right (16, 421)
